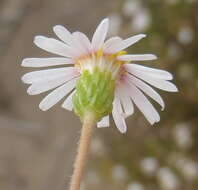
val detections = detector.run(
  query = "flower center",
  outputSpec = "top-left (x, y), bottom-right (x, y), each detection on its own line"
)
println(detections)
top-left (73, 50), bottom-right (127, 122)
top-left (75, 50), bottom-right (127, 81)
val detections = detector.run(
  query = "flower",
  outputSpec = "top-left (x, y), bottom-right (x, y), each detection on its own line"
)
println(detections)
top-left (140, 157), bottom-right (159, 176)
top-left (157, 167), bottom-right (180, 190)
top-left (21, 18), bottom-right (178, 133)
top-left (127, 182), bottom-right (145, 190)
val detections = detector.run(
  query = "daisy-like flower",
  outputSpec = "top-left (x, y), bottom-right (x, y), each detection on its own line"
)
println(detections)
top-left (22, 18), bottom-right (178, 133)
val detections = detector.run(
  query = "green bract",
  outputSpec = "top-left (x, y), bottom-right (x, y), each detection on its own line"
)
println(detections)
top-left (73, 67), bottom-right (115, 122)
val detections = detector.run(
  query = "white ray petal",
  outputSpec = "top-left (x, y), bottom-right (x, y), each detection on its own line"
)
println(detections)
top-left (126, 74), bottom-right (165, 110)
top-left (34, 36), bottom-right (75, 57)
top-left (103, 37), bottom-right (122, 53)
top-left (112, 95), bottom-right (127, 133)
top-left (107, 34), bottom-right (146, 53)
top-left (62, 90), bottom-right (76, 111)
top-left (125, 64), bottom-right (173, 80)
top-left (125, 66), bottom-right (178, 92)
top-left (97, 115), bottom-right (110, 128)
top-left (117, 54), bottom-right (157, 61)
top-left (126, 81), bottom-right (160, 124)
top-left (27, 74), bottom-right (76, 95)
top-left (22, 67), bottom-right (78, 84)
top-left (92, 18), bottom-right (109, 51)
top-left (53, 25), bottom-right (73, 45)
top-left (72, 32), bottom-right (90, 55)
top-left (116, 87), bottom-right (134, 118)
top-left (72, 31), bottom-right (92, 52)
top-left (22, 57), bottom-right (74, 67)
top-left (53, 26), bottom-right (83, 57)
top-left (39, 77), bottom-right (78, 111)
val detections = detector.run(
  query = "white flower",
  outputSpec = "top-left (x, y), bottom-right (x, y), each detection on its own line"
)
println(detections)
top-left (130, 8), bottom-right (151, 32)
top-left (140, 157), bottom-right (159, 176)
top-left (21, 18), bottom-right (178, 133)
top-left (157, 167), bottom-right (180, 190)
top-left (176, 158), bottom-right (198, 181)
top-left (127, 182), bottom-right (145, 190)
top-left (173, 123), bottom-right (193, 149)
top-left (169, 154), bottom-right (198, 181)
top-left (177, 26), bottom-right (194, 45)
top-left (122, 0), bottom-right (142, 17)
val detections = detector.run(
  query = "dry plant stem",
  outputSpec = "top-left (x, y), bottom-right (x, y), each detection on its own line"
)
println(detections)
top-left (69, 112), bottom-right (96, 190)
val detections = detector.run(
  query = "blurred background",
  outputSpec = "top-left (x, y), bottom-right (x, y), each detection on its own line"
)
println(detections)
top-left (0, 0), bottom-right (197, 189)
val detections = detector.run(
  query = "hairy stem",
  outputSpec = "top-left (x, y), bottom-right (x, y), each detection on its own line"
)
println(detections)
top-left (69, 112), bottom-right (96, 190)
